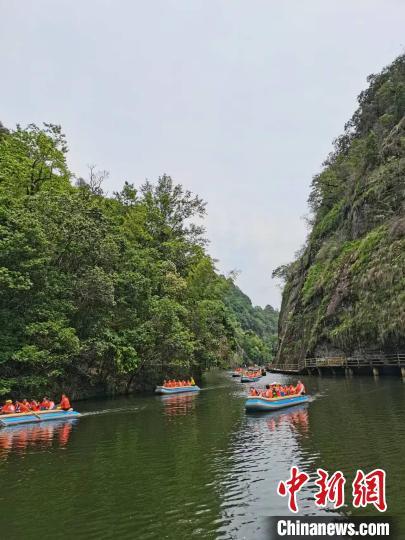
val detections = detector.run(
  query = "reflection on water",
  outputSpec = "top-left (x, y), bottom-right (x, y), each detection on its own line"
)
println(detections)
top-left (0, 372), bottom-right (404, 540)
top-left (215, 401), bottom-right (336, 540)
top-left (264, 405), bottom-right (309, 434)
top-left (160, 392), bottom-right (198, 417)
top-left (0, 420), bottom-right (76, 459)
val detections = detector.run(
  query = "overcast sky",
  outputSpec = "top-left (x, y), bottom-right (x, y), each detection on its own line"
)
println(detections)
top-left (1, 1), bottom-right (404, 307)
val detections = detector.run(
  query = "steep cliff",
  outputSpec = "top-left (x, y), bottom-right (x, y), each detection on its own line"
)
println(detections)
top-left (275, 55), bottom-right (405, 368)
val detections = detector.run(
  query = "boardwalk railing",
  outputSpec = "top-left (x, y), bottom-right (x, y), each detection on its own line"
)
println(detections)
top-left (305, 353), bottom-right (405, 369)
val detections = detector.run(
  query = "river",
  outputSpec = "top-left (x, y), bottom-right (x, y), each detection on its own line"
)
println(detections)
top-left (0, 371), bottom-right (404, 539)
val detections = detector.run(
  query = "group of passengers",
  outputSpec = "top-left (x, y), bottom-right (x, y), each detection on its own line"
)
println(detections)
top-left (1, 394), bottom-right (71, 414)
top-left (249, 381), bottom-right (306, 398)
top-left (245, 371), bottom-right (261, 378)
top-left (163, 378), bottom-right (196, 388)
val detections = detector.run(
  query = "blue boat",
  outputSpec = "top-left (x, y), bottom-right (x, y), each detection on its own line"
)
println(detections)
top-left (0, 409), bottom-right (81, 428)
top-left (155, 385), bottom-right (200, 395)
top-left (245, 394), bottom-right (309, 412)
top-left (241, 376), bottom-right (261, 383)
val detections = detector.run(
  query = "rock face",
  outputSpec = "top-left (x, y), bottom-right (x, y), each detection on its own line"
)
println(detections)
top-left (275, 55), bottom-right (405, 369)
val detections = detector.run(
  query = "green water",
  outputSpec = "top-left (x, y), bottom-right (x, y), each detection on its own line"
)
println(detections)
top-left (0, 372), bottom-right (404, 539)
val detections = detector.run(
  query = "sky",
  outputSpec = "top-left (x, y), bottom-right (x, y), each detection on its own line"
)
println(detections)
top-left (1, 0), bottom-right (404, 307)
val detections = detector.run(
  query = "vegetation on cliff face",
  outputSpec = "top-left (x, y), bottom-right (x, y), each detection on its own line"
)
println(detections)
top-left (275, 55), bottom-right (405, 367)
top-left (0, 122), bottom-right (277, 397)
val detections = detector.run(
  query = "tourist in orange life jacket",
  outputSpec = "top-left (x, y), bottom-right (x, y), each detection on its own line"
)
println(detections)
top-left (16, 400), bottom-right (30, 413)
top-left (263, 384), bottom-right (271, 398)
top-left (40, 397), bottom-right (51, 410)
top-left (30, 400), bottom-right (40, 411)
top-left (296, 380), bottom-right (306, 395)
top-left (1, 400), bottom-right (16, 414)
top-left (22, 398), bottom-right (31, 410)
top-left (60, 394), bottom-right (71, 411)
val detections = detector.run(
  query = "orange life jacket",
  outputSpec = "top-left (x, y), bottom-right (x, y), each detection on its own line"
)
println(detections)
top-left (1, 404), bottom-right (15, 414)
top-left (60, 396), bottom-right (71, 410)
top-left (17, 402), bottom-right (30, 413)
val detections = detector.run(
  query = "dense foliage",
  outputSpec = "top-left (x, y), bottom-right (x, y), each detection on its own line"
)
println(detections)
top-left (275, 55), bottom-right (405, 367)
top-left (0, 123), bottom-right (277, 397)
top-left (223, 280), bottom-right (278, 363)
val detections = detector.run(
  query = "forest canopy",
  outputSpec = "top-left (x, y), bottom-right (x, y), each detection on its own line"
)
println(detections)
top-left (0, 123), bottom-right (278, 397)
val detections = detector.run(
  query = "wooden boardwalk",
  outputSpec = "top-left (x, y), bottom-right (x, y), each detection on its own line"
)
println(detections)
top-left (269, 353), bottom-right (405, 377)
